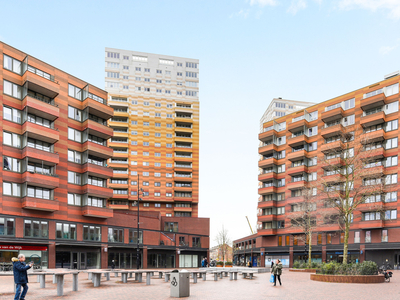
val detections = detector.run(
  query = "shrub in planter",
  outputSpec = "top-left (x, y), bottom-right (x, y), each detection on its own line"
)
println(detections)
top-left (216, 261), bottom-right (223, 266)
top-left (292, 261), bottom-right (300, 269)
top-left (225, 261), bottom-right (233, 266)
top-left (311, 262), bottom-right (320, 269)
top-left (320, 261), bottom-right (378, 275)
top-left (358, 261), bottom-right (378, 275)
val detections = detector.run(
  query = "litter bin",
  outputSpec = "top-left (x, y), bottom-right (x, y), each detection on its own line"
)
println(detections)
top-left (170, 269), bottom-right (190, 298)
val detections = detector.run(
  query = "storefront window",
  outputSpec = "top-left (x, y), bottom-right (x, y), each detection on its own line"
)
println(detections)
top-left (56, 222), bottom-right (76, 240)
top-left (108, 228), bottom-right (124, 243)
top-left (365, 230), bottom-right (371, 243)
top-left (179, 254), bottom-right (198, 268)
top-left (0, 246), bottom-right (48, 269)
top-left (286, 236), bottom-right (290, 246)
top-left (24, 220), bottom-right (48, 238)
top-left (317, 234), bottom-right (322, 245)
top-left (128, 229), bottom-right (143, 244)
top-left (0, 217), bottom-right (14, 236)
top-left (278, 236), bottom-right (282, 246)
top-left (327, 233), bottom-right (332, 244)
top-left (83, 225), bottom-right (101, 241)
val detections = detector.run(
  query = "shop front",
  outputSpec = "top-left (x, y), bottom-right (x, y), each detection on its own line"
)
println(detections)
top-left (56, 245), bottom-right (101, 269)
top-left (108, 247), bottom-right (143, 269)
top-left (293, 252), bottom-right (322, 264)
top-left (0, 245), bottom-right (48, 269)
top-left (264, 253), bottom-right (290, 268)
top-left (148, 249), bottom-right (175, 268)
top-left (326, 251), bottom-right (360, 263)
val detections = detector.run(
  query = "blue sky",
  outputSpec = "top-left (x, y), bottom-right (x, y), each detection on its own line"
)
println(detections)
top-left (1, 0), bottom-right (400, 245)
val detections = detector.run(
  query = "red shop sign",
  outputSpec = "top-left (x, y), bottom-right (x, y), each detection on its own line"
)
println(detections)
top-left (0, 245), bottom-right (48, 251)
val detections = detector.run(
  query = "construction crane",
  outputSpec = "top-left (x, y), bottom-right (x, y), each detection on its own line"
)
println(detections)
top-left (246, 216), bottom-right (254, 234)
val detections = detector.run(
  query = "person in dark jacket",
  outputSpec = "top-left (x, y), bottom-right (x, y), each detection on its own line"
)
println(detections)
top-left (13, 254), bottom-right (33, 300)
top-left (111, 260), bottom-right (115, 270)
top-left (271, 260), bottom-right (274, 268)
top-left (271, 259), bottom-right (282, 286)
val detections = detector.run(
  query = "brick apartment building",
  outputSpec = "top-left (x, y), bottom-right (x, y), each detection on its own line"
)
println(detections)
top-left (234, 71), bottom-right (400, 268)
top-left (0, 42), bottom-right (209, 270)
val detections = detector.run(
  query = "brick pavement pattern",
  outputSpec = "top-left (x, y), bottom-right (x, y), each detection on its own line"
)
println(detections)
top-left (1, 270), bottom-right (400, 299)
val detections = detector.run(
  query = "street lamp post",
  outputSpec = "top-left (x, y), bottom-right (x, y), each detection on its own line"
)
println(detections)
top-left (136, 175), bottom-right (144, 270)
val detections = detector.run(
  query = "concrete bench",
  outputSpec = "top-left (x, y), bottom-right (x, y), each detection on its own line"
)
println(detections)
top-left (242, 271), bottom-right (257, 279)
top-left (212, 271), bottom-right (224, 281)
top-left (229, 270), bottom-right (239, 280)
top-left (32, 271), bottom-right (79, 296)
top-left (190, 271), bottom-right (207, 283)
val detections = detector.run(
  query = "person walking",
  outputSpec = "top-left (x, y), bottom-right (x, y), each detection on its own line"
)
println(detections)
top-left (271, 259), bottom-right (282, 286)
top-left (111, 260), bottom-right (115, 270)
top-left (204, 258), bottom-right (208, 267)
top-left (13, 254), bottom-right (33, 300)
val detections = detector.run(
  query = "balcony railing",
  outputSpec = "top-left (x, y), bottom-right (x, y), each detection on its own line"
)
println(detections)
top-left (27, 65), bottom-right (56, 82)
top-left (364, 88), bottom-right (383, 99)
top-left (175, 164), bottom-right (192, 168)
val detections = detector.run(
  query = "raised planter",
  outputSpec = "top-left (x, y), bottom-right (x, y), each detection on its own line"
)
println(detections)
top-left (310, 274), bottom-right (385, 284)
top-left (290, 268), bottom-right (317, 273)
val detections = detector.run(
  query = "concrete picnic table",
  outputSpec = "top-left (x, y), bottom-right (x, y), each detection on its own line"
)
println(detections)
top-left (241, 270), bottom-right (257, 279)
top-left (31, 271), bottom-right (79, 296)
top-left (190, 270), bottom-right (207, 283)
top-left (229, 270), bottom-right (239, 280)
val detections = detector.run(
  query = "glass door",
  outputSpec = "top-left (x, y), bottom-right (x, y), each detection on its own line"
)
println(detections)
top-left (72, 252), bottom-right (78, 269)
top-left (80, 252), bottom-right (86, 269)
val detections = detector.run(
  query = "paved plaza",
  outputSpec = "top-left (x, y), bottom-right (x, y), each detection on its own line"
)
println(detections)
top-left (1, 270), bottom-right (400, 300)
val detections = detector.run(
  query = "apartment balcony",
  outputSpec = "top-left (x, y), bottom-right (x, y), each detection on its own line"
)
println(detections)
top-left (112, 130), bottom-right (129, 138)
top-left (288, 135), bottom-right (309, 147)
top-left (83, 119), bottom-right (113, 139)
top-left (112, 151), bottom-right (129, 158)
top-left (112, 110), bottom-right (129, 117)
top-left (112, 172), bottom-right (129, 179)
top-left (83, 141), bottom-right (113, 159)
top-left (321, 140), bottom-right (344, 153)
top-left (173, 186), bottom-right (193, 192)
top-left (258, 186), bottom-right (277, 195)
top-left (112, 194), bottom-right (129, 199)
top-left (287, 165), bottom-right (308, 176)
top-left (82, 163), bottom-right (113, 179)
top-left (357, 202), bottom-right (384, 212)
top-left (173, 206), bottom-right (192, 212)
top-left (82, 97), bottom-right (114, 120)
top-left (108, 203), bottom-right (129, 210)
top-left (287, 150), bottom-right (308, 161)
top-left (360, 165), bottom-right (385, 177)
top-left (174, 127), bottom-right (193, 134)
top-left (174, 175), bottom-right (193, 182)
top-left (108, 183), bottom-right (129, 189)
top-left (83, 185), bottom-right (113, 198)
top-left (22, 70), bottom-right (59, 98)
top-left (22, 197), bottom-right (59, 212)
top-left (108, 161), bottom-right (129, 169)
top-left (257, 201), bottom-right (279, 209)
top-left (22, 94), bottom-right (59, 121)
top-left (258, 129), bottom-right (278, 142)
top-left (322, 174), bottom-right (342, 183)
top-left (258, 157), bottom-right (278, 168)
top-left (288, 119), bottom-right (308, 133)
top-left (108, 141), bottom-right (129, 149)
top-left (360, 93), bottom-right (386, 111)
top-left (357, 220), bottom-right (384, 229)
top-left (257, 228), bottom-right (277, 236)
top-left (321, 124), bottom-right (344, 138)
top-left (174, 156), bottom-right (193, 162)
top-left (286, 196), bottom-right (303, 205)
top-left (258, 172), bottom-right (277, 182)
top-left (22, 147), bottom-right (59, 165)
top-left (108, 119), bottom-right (129, 128)
top-left (22, 172), bottom-right (59, 189)
top-left (22, 122), bottom-right (59, 144)
top-left (364, 147), bottom-right (385, 159)
top-left (362, 129), bottom-right (387, 143)
top-left (258, 143), bottom-right (278, 155)
top-left (287, 180), bottom-right (306, 190)
top-left (321, 107), bottom-right (344, 123)
top-left (175, 116), bottom-right (193, 123)
top-left (82, 206), bottom-right (114, 218)
top-left (321, 157), bottom-right (342, 169)
top-left (258, 215), bottom-right (277, 222)
top-left (360, 111), bottom-right (386, 128)
top-left (174, 165), bottom-right (193, 172)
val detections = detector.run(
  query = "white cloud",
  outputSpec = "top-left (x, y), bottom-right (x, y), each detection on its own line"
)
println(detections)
top-left (287, 0), bottom-right (307, 14)
top-left (230, 9), bottom-right (250, 18)
top-left (379, 45), bottom-right (398, 54)
top-left (338, 0), bottom-right (400, 19)
top-left (249, 0), bottom-right (278, 7)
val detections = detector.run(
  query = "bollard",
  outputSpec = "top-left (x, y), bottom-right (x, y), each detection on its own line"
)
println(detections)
top-left (72, 273), bottom-right (79, 291)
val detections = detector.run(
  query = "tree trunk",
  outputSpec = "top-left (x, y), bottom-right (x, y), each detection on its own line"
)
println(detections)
top-left (343, 220), bottom-right (350, 265)
top-left (308, 232), bottom-right (312, 268)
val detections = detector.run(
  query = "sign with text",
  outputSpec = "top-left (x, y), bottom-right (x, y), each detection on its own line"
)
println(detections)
top-left (0, 245), bottom-right (48, 251)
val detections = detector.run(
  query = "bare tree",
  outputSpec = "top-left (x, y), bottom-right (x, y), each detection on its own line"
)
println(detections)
top-left (214, 225), bottom-right (231, 267)
top-left (318, 128), bottom-right (387, 264)
top-left (287, 187), bottom-right (326, 268)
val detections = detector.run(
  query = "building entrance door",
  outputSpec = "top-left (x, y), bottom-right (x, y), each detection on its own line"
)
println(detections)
top-left (71, 252), bottom-right (86, 270)
top-left (80, 252), bottom-right (86, 269)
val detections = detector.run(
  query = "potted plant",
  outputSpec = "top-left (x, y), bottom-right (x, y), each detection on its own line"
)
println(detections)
top-left (225, 261), bottom-right (233, 268)
top-left (216, 261), bottom-right (223, 267)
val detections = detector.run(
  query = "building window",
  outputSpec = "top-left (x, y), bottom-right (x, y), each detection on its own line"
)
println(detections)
top-left (67, 193), bottom-right (82, 206)
top-left (108, 228), bottom-right (124, 243)
top-left (164, 222), bottom-right (178, 232)
top-left (382, 230), bottom-right (388, 242)
top-left (3, 131), bottom-right (21, 148)
top-left (365, 230), bottom-right (371, 243)
top-left (3, 156), bottom-right (21, 172)
top-left (83, 225), bottom-right (101, 241)
top-left (155, 203), bottom-right (161, 207)
top-left (278, 236), bottom-right (282, 246)
top-left (317, 234), bottom-right (322, 245)
top-left (128, 230), bottom-right (143, 244)
top-left (354, 231), bottom-right (360, 243)
top-left (327, 233), bottom-right (332, 244)
top-left (3, 106), bottom-right (21, 123)
top-left (285, 235), bottom-right (290, 246)
top-left (0, 217), bottom-right (15, 236)
top-left (56, 223), bottom-right (76, 240)
top-left (143, 203), bottom-right (149, 207)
